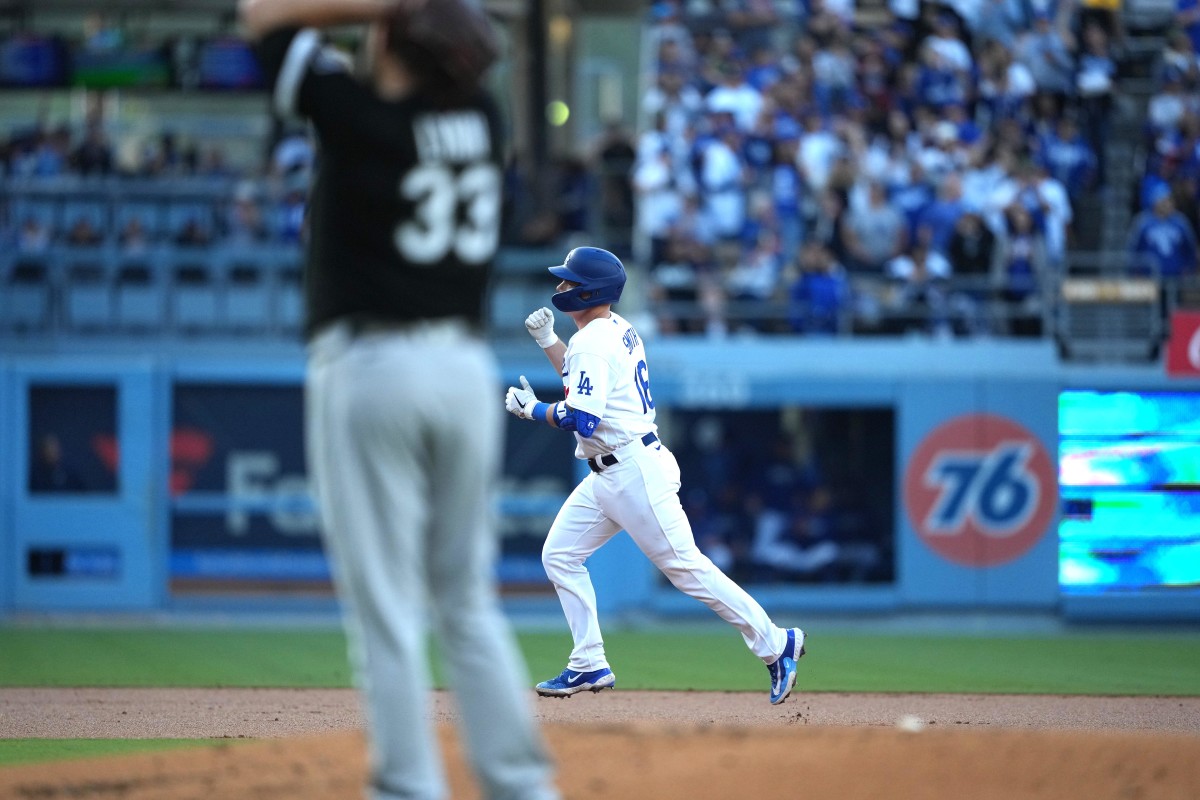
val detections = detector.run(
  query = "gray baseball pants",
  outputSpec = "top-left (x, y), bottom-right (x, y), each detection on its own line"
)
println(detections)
top-left (306, 320), bottom-right (558, 800)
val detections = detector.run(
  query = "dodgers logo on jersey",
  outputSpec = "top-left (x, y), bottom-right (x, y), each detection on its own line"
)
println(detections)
top-left (576, 371), bottom-right (594, 396)
top-left (903, 413), bottom-right (1056, 567)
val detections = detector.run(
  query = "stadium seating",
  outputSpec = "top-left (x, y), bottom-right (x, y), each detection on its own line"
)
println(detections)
top-left (61, 198), bottom-right (107, 234)
top-left (169, 258), bottom-right (221, 334)
top-left (61, 247), bottom-right (115, 332)
top-left (114, 201), bottom-right (167, 242)
top-left (10, 196), bottom-right (58, 235)
top-left (2, 258), bottom-right (53, 332)
top-left (113, 260), bottom-right (165, 333)
top-left (224, 259), bottom-right (272, 333)
top-left (275, 257), bottom-right (305, 336)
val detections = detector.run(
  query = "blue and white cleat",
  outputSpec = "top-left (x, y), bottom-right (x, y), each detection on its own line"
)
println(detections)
top-left (535, 667), bottom-right (616, 697)
top-left (767, 628), bottom-right (806, 705)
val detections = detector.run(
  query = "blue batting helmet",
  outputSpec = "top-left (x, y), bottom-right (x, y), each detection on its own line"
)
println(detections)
top-left (548, 247), bottom-right (626, 312)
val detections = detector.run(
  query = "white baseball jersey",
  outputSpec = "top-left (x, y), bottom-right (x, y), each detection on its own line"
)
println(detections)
top-left (561, 311), bottom-right (657, 460)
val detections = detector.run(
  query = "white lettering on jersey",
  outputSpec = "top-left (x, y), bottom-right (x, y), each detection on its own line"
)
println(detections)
top-left (414, 111), bottom-right (490, 164)
top-left (398, 111), bottom-right (499, 265)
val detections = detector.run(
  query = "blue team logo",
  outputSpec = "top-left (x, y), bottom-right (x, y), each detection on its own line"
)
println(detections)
top-left (576, 372), bottom-right (593, 396)
top-left (904, 414), bottom-right (1056, 567)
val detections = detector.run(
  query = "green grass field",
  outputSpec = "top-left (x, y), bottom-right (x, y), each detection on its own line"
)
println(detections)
top-left (0, 739), bottom-right (246, 768)
top-left (3, 626), bottom-right (1198, 694)
top-left (2, 626), bottom-right (1198, 767)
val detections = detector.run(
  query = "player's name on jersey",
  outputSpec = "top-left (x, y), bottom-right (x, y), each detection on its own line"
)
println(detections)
top-left (414, 111), bottom-right (490, 164)
top-left (622, 326), bottom-right (640, 354)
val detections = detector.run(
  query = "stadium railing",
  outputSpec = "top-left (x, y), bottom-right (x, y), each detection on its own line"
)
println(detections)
top-left (4, 180), bottom-right (1194, 361)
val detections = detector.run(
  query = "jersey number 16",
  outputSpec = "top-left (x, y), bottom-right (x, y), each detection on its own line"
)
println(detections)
top-left (395, 162), bottom-right (500, 266)
top-left (635, 360), bottom-right (654, 413)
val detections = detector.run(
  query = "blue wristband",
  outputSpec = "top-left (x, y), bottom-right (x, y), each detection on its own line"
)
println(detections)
top-left (533, 402), bottom-right (553, 423)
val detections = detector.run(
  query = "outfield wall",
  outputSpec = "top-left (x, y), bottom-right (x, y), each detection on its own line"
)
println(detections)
top-left (3, 338), bottom-right (1199, 621)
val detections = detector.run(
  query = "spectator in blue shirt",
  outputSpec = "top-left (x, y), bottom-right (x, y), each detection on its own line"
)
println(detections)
top-left (789, 240), bottom-right (849, 334)
top-left (1037, 115), bottom-right (1097, 200)
top-left (916, 171), bottom-right (967, 255)
top-left (770, 136), bottom-right (804, 263)
top-left (1128, 184), bottom-right (1198, 278)
top-left (943, 102), bottom-right (981, 145)
top-left (890, 163), bottom-right (937, 245)
top-left (1139, 156), bottom-right (1174, 212)
top-left (1177, 0), bottom-right (1200, 57)
top-left (746, 44), bottom-right (783, 92)
top-left (742, 108), bottom-right (777, 185)
top-left (977, 41), bottom-right (1036, 126)
top-left (996, 203), bottom-right (1046, 302)
top-left (915, 45), bottom-right (969, 109)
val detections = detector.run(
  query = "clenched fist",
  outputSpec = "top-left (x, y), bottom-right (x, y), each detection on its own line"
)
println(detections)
top-left (524, 307), bottom-right (558, 349)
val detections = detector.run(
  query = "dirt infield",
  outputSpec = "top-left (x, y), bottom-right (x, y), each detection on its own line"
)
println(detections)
top-left (3, 689), bottom-right (1200, 799)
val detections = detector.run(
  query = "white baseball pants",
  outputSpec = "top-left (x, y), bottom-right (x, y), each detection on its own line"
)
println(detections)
top-left (307, 321), bottom-right (558, 800)
top-left (542, 438), bottom-right (788, 671)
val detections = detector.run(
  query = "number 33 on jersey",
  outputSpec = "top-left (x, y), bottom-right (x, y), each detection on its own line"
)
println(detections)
top-left (396, 112), bottom-right (501, 266)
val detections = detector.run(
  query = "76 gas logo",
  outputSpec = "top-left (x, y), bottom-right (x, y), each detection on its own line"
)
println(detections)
top-left (904, 415), bottom-right (1056, 567)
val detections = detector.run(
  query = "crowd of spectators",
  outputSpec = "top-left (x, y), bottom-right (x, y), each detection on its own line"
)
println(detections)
top-left (9, 2), bottom-right (1200, 338)
top-left (1128, 10), bottom-right (1200, 282)
top-left (635, 0), bottom-right (1128, 338)
top-left (0, 101), bottom-right (313, 257)
top-left (1, 115), bottom-right (238, 183)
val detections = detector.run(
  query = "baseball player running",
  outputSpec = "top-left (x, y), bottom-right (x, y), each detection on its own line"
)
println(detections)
top-left (244, 0), bottom-right (558, 798)
top-left (505, 247), bottom-right (806, 705)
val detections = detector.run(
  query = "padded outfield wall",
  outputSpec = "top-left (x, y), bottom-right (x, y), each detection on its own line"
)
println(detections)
top-left (2, 337), bottom-right (1198, 621)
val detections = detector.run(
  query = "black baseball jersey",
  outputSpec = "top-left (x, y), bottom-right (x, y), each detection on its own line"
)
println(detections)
top-left (255, 27), bottom-right (504, 338)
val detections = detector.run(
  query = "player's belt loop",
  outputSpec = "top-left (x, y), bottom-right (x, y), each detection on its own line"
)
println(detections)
top-left (587, 432), bottom-right (659, 474)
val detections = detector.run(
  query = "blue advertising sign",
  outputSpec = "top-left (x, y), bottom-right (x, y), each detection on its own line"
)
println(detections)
top-left (170, 383), bottom-right (322, 585)
top-left (170, 381), bottom-right (575, 590)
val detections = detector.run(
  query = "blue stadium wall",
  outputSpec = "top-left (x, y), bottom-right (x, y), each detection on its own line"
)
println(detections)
top-left (3, 338), bottom-right (1199, 621)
